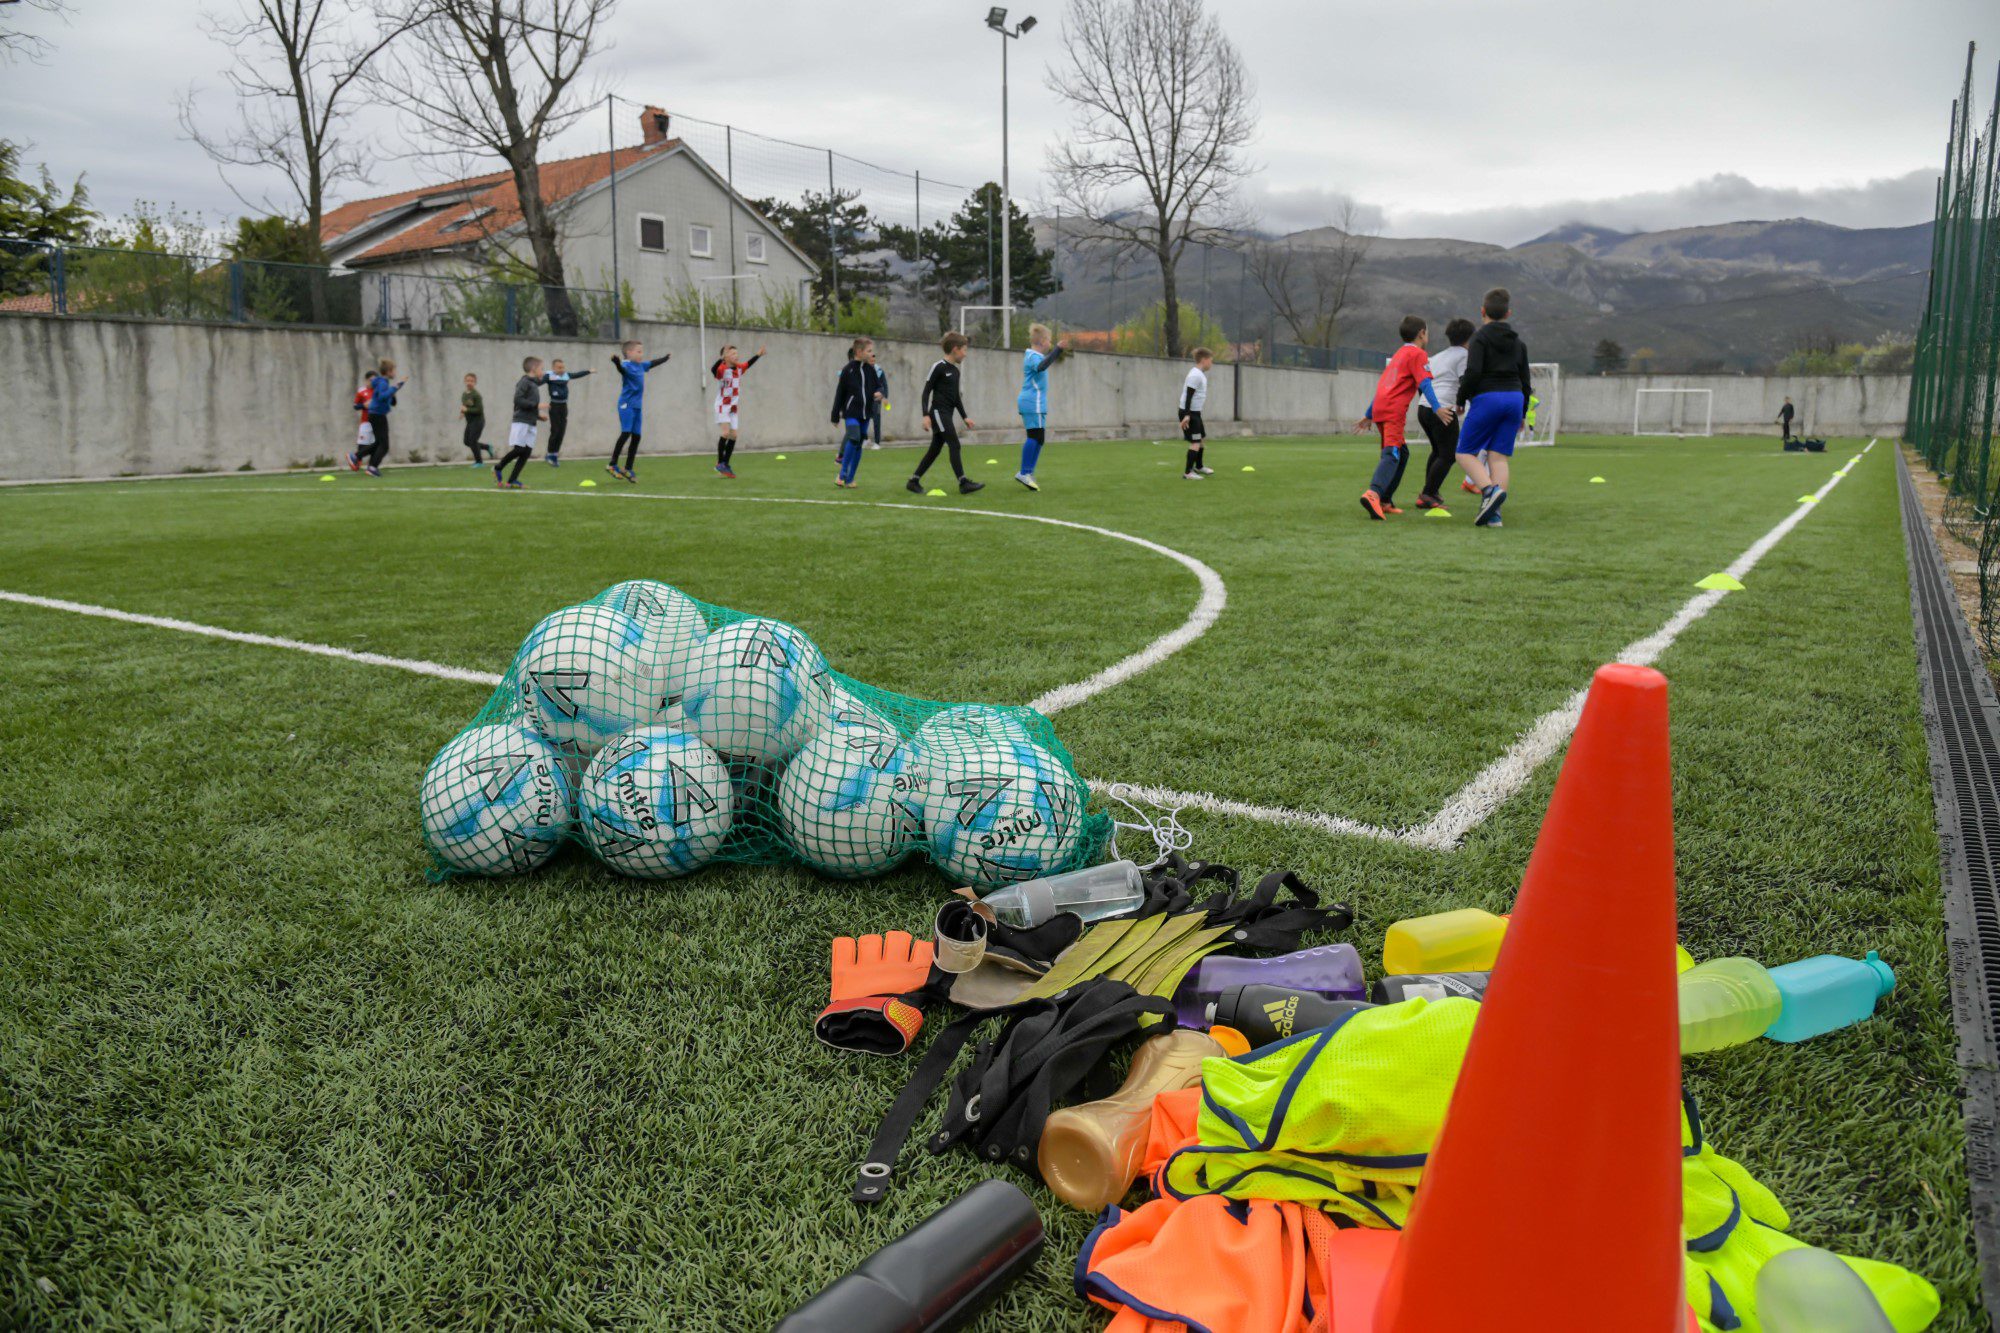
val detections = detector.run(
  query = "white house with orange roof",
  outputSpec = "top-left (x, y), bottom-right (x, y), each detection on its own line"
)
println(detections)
top-left (320, 106), bottom-right (814, 329)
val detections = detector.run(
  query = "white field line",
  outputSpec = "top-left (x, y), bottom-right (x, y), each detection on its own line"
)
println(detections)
top-left (0, 589), bottom-right (505, 687)
top-left (1, 444), bottom-right (1869, 851)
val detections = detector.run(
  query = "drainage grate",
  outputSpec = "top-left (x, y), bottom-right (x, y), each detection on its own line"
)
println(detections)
top-left (1898, 449), bottom-right (2000, 1318)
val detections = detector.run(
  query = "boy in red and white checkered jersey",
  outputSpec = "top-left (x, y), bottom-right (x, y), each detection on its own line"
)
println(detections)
top-left (710, 343), bottom-right (765, 478)
top-left (1354, 315), bottom-right (1451, 519)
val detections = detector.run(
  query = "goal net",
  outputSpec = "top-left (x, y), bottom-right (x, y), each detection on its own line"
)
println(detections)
top-left (1519, 363), bottom-right (1561, 446)
top-left (1634, 388), bottom-right (1715, 437)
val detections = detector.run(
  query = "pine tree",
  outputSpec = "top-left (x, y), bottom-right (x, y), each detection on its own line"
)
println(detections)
top-left (1591, 338), bottom-right (1628, 373)
top-left (0, 139), bottom-right (95, 297)
top-left (883, 183), bottom-right (1059, 334)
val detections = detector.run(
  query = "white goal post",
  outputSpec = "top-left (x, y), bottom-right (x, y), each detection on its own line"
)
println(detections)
top-left (1518, 363), bottom-right (1561, 446)
top-left (1634, 388), bottom-right (1715, 437)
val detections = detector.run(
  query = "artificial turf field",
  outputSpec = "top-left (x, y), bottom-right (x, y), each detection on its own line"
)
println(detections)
top-left (0, 431), bottom-right (1982, 1329)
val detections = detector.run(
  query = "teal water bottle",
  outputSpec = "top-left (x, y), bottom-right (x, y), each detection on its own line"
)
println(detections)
top-left (1764, 951), bottom-right (1896, 1044)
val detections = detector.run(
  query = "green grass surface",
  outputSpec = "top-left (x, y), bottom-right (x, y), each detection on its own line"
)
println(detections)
top-left (0, 434), bottom-right (1980, 1329)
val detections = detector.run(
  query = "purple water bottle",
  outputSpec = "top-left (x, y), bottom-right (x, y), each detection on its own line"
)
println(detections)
top-left (1172, 944), bottom-right (1366, 1029)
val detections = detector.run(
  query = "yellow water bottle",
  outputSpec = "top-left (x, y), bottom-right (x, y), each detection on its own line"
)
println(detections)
top-left (1038, 1028), bottom-right (1222, 1212)
top-left (1677, 957), bottom-right (1782, 1053)
top-left (1382, 908), bottom-right (1509, 975)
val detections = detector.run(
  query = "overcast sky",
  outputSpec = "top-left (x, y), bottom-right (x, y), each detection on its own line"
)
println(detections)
top-left (5, 0), bottom-right (1997, 246)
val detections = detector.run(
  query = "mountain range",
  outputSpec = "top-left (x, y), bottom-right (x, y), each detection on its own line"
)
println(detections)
top-left (1037, 216), bottom-right (1932, 372)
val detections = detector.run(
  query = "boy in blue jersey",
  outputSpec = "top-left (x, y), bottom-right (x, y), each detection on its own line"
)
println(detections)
top-left (347, 357), bottom-right (404, 477)
top-left (606, 339), bottom-right (670, 482)
top-left (1015, 323), bottom-right (1069, 491)
top-left (830, 337), bottom-right (885, 488)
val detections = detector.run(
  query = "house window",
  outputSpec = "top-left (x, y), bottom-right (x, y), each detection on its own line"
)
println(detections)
top-left (745, 233), bottom-right (768, 265)
top-left (689, 224), bottom-right (713, 259)
top-left (637, 214), bottom-right (666, 252)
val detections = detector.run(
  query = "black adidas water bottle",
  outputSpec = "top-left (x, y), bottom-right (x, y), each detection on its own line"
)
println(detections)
top-left (1207, 985), bottom-right (1374, 1046)
top-left (1369, 971), bottom-right (1491, 1004)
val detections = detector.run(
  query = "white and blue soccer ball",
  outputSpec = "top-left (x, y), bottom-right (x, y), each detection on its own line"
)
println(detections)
top-left (918, 738), bottom-right (1084, 887)
top-left (420, 723), bottom-right (575, 875)
top-left (911, 703), bottom-right (1038, 758)
top-left (680, 617), bottom-right (831, 765)
top-left (578, 726), bottom-right (734, 878)
top-left (601, 579), bottom-right (708, 721)
top-left (513, 604), bottom-right (662, 757)
top-left (777, 706), bottom-right (926, 877)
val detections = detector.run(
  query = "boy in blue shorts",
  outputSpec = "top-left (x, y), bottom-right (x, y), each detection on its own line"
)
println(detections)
top-left (830, 337), bottom-right (885, 488)
top-left (1454, 287), bottom-right (1532, 527)
top-left (607, 340), bottom-right (670, 482)
top-left (1014, 323), bottom-right (1069, 492)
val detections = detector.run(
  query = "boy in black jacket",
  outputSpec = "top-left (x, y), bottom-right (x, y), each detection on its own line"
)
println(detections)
top-left (493, 355), bottom-right (547, 490)
top-left (831, 338), bottom-right (885, 488)
top-left (909, 332), bottom-right (984, 494)
top-left (538, 359), bottom-right (591, 466)
top-left (1454, 287), bottom-right (1533, 527)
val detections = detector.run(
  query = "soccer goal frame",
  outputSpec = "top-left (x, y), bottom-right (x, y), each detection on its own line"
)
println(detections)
top-left (957, 304), bottom-right (1017, 349)
top-left (1634, 388), bottom-right (1715, 437)
top-left (1518, 363), bottom-right (1562, 446)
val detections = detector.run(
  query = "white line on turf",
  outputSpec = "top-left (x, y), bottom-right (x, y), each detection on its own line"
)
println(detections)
top-left (1, 443), bottom-right (1870, 851)
top-left (0, 589), bottom-right (505, 687)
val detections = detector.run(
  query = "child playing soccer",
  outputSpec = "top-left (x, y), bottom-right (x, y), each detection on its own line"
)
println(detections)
top-left (1414, 318), bottom-right (1473, 508)
top-left (350, 372), bottom-right (374, 465)
top-left (710, 343), bottom-right (765, 478)
top-left (1355, 317), bottom-right (1449, 519)
top-left (494, 356), bottom-right (547, 489)
top-left (1015, 324), bottom-right (1069, 491)
top-left (460, 372), bottom-right (489, 465)
top-left (1454, 287), bottom-right (1533, 527)
top-left (539, 359), bottom-right (591, 466)
top-left (607, 341), bottom-right (669, 482)
top-left (348, 357), bottom-right (404, 477)
top-left (1180, 348), bottom-right (1214, 480)
top-left (910, 331), bottom-right (984, 494)
top-left (831, 337), bottom-right (885, 488)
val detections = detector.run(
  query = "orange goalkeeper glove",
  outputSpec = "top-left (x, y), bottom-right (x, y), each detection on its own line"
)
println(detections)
top-left (816, 931), bottom-right (936, 1055)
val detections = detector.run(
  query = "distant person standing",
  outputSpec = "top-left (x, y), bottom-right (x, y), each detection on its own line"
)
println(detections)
top-left (1015, 324), bottom-right (1070, 492)
top-left (460, 372), bottom-right (489, 466)
top-left (540, 359), bottom-right (591, 467)
top-left (1415, 318), bottom-right (1474, 508)
top-left (1180, 347), bottom-right (1215, 480)
top-left (348, 357), bottom-right (403, 477)
top-left (1778, 397), bottom-right (1796, 442)
top-left (494, 356), bottom-right (547, 489)
top-left (910, 331), bottom-right (984, 494)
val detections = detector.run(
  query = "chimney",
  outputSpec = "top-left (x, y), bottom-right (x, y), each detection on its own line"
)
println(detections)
top-left (640, 106), bottom-right (671, 146)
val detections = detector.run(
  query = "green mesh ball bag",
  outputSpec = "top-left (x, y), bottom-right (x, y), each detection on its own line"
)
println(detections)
top-left (419, 579), bottom-right (1111, 885)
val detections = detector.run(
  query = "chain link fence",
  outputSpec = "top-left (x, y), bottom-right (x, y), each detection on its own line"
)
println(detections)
top-left (1907, 45), bottom-right (2000, 652)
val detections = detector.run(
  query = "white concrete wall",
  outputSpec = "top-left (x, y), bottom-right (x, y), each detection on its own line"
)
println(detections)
top-left (0, 314), bottom-right (1912, 482)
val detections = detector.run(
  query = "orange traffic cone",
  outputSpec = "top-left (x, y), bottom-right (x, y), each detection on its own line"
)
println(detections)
top-left (1375, 662), bottom-right (1686, 1331)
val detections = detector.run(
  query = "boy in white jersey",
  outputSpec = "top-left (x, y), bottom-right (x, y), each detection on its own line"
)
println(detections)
top-left (1415, 318), bottom-right (1473, 508)
top-left (710, 343), bottom-right (765, 478)
top-left (1180, 347), bottom-right (1215, 480)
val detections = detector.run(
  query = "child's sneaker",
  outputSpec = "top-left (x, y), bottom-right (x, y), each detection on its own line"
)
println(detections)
top-left (496, 465), bottom-right (506, 486)
top-left (1183, 471), bottom-right (1202, 481)
top-left (1382, 502), bottom-right (1404, 515)
top-left (507, 481), bottom-right (525, 490)
top-left (1197, 466), bottom-right (1214, 475)
top-left (1359, 489), bottom-right (1385, 520)
top-left (1460, 478), bottom-right (1482, 495)
top-left (347, 452), bottom-right (361, 471)
top-left (1414, 493), bottom-right (1443, 509)
top-left (1475, 486), bottom-right (1507, 526)
top-left (548, 455), bottom-right (561, 468)
top-left (606, 463), bottom-right (622, 481)
top-left (1015, 472), bottom-right (1039, 492)
top-left (718, 463), bottom-right (736, 478)
top-left (906, 477), bottom-right (924, 493)
top-left (365, 466), bottom-right (381, 478)
top-left (621, 469), bottom-right (636, 484)
top-left (958, 476), bottom-right (985, 494)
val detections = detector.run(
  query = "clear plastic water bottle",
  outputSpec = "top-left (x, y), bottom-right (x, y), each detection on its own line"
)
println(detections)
top-left (977, 860), bottom-right (1145, 928)
top-left (1765, 951), bottom-right (1896, 1043)
top-left (1677, 957), bottom-right (1782, 1054)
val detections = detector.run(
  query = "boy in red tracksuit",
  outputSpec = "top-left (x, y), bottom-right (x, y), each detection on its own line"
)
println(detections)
top-left (1355, 315), bottom-right (1452, 519)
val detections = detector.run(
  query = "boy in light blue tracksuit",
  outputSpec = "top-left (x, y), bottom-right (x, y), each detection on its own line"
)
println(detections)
top-left (831, 337), bottom-right (885, 488)
top-left (1014, 323), bottom-right (1068, 492)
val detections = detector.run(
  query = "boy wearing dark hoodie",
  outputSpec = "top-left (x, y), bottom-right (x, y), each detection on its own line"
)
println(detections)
top-left (1454, 287), bottom-right (1533, 527)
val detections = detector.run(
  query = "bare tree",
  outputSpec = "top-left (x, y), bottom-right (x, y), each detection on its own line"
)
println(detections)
top-left (0, 0), bottom-right (70, 63)
top-left (179, 0), bottom-right (418, 261)
top-left (369, 0), bottom-right (615, 335)
top-left (1045, 0), bottom-right (1254, 358)
top-left (1246, 199), bottom-right (1373, 351)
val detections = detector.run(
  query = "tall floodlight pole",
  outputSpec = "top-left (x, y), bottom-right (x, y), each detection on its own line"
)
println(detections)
top-left (986, 8), bottom-right (1036, 350)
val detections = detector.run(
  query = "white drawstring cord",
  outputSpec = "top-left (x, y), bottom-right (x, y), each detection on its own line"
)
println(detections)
top-left (1103, 782), bottom-right (1194, 866)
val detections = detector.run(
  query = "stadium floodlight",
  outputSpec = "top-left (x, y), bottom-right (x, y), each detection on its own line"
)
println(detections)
top-left (985, 10), bottom-right (1038, 350)
top-left (1633, 387), bottom-right (1715, 437)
